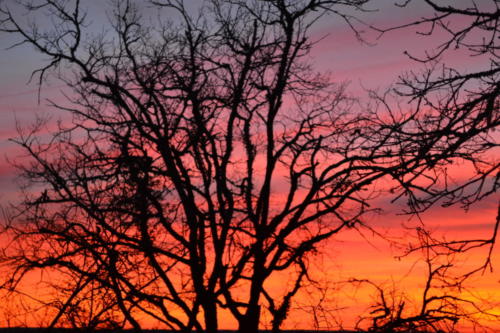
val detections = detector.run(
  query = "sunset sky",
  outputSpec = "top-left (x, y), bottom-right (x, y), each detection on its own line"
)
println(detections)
top-left (0, 0), bottom-right (498, 331)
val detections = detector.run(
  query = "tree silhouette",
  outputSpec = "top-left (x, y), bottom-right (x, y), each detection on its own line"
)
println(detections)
top-left (374, 0), bottom-right (500, 282)
top-left (356, 2), bottom-right (500, 330)
top-left (353, 227), bottom-right (500, 333)
top-left (380, 0), bottom-right (499, 213)
top-left (0, 0), bottom-right (497, 332)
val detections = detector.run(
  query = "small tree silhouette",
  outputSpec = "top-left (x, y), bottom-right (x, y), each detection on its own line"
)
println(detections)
top-left (353, 226), bottom-right (500, 333)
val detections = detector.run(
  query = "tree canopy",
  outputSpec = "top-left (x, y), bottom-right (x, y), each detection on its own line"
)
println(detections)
top-left (0, 0), bottom-right (497, 332)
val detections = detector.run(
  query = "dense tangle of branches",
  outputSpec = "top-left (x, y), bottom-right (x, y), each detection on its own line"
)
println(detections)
top-left (0, 0), bottom-right (497, 331)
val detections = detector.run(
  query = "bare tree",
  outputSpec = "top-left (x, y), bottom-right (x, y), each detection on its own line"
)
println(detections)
top-left (0, 0), bottom-right (497, 332)
top-left (349, 2), bottom-right (500, 330)
top-left (373, 0), bottom-right (500, 290)
top-left (353, 227), bottom-right (500, 333)
top-left (379, 0), bottom-right (499, 212)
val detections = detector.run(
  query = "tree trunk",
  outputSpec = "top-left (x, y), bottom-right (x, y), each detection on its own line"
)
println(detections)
top-left (203, 298), bottom-right (218, 333)
top-left (239, 248), bottom-right (265, 333)
top-left (238, 304), bottom-right (261, 333)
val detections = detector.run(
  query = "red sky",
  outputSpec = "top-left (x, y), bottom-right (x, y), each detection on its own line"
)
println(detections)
top-left (0, 0), bottom-right (498, 331)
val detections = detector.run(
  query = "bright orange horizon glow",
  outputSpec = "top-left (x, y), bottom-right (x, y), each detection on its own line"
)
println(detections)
top-left (1, 189), bottom-right (497, 331)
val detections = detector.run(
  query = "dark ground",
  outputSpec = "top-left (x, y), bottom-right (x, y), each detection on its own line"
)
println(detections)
top-left (0, 329), bottom-right (361, 333)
